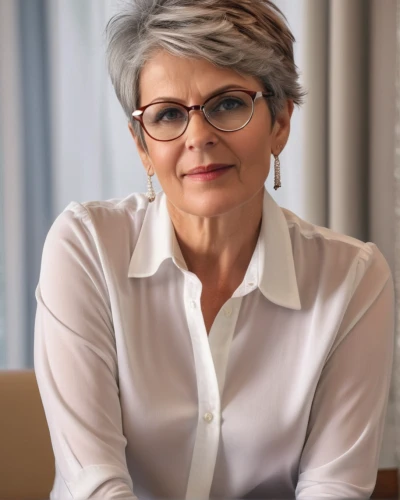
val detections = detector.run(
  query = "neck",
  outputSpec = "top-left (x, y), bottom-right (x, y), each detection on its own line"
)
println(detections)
top-left (167, 189), bottom-right (264, 290)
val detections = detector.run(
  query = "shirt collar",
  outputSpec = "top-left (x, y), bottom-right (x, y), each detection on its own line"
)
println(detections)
top-left (127, 193), bottom-right (186, 278)
top-left (128, 189), bottom-right (301, 310)
top-left (257, 189), bottom-right (301, 310)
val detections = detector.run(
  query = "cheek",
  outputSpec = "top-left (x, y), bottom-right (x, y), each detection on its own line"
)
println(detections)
top-left (147, 143), bottom-right (180, 178)
top-left (235, 126), bottom-right (272, 166)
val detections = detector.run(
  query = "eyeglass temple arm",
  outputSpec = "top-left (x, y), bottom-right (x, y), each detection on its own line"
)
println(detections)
top-left (257, 90), bottom-right (275, 99)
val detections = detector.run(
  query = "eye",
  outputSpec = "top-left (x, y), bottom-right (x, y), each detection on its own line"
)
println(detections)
top-left (154, 106), bottom-right (186, 122)
top-left (212, 97), bottom-right (246, 112)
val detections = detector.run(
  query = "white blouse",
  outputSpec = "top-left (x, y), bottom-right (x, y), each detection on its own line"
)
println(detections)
top-left (34, 188), bottom-right (394, 500)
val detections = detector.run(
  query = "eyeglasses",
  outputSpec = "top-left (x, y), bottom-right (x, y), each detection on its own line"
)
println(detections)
top-left (131, 88), bottom-right (275, 142)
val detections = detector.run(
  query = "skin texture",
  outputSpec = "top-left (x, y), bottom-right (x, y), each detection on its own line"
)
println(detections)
top-left (129, 50), bottom-right (293, 332)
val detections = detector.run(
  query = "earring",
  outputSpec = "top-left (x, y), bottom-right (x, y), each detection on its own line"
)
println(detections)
top-left (146, 172), bottom-right (156, 202)
top-left (273, 154), bottom-right (281, 190)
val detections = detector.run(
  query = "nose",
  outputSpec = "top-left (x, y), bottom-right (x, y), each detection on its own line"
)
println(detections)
top-left (184, 110), bottom-right (219, 151)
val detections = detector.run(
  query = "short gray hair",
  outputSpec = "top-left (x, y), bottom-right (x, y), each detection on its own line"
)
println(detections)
top-left (106, 0), bottom-right (306, 139)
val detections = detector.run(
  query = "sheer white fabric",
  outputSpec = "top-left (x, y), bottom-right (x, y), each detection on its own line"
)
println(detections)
top-left (34, 188), bottom-right (394, 499)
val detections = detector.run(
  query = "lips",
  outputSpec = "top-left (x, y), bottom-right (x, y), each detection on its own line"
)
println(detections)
top-left (185, 164), bottom-right (233, 175)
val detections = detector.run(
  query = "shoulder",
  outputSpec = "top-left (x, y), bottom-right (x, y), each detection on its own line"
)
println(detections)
top-left (47, 192), bottom-right (149, 248)
top-left (41, 192), bottom-right (151, 286)
top-left (283, 207), bottom-right (367, 251)
top-left (281, 207), bottom-right (392, 305)
top-left (56, 192), bottom-right (149, 231)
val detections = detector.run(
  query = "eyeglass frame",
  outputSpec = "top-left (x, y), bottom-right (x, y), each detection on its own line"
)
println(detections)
top-left (131, 88), bottom-right (275, 142)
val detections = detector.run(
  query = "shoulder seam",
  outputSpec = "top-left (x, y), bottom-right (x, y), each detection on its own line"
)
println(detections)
top-left (286, 219), bottom-right (367, 251)
top-left (63, 199), bottom-right (148, 224)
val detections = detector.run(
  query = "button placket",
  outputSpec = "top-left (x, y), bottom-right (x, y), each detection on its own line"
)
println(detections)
top-left (223, 304), bottom-right (233, 317)
top-left (183, 272), bottom-right (221, 500)
top-left (185, 272), bottom-right (201, 311)
top-left (208, 296), bottom-right (243, 400)
top-left (245, 261), bottom-right (258, 294)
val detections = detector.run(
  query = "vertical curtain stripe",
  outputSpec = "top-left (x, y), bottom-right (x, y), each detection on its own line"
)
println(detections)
top-left (302, 0), bottom-right (329, 227)
top-left (369, 0), bottom-right (396, 272)
top-left (0, 104), bottom-right (5, 368)
top-left (329, 0), bottom-right (369, 241)
top-left (0, 0), bottom-right (27, 368)
top-left (394, 0), bottom-right (400, 468)
top-left (18, 0), bottom-right (53, 365)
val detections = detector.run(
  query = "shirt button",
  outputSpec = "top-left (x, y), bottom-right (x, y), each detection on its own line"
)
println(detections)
top-left (203, 412), bottom-right (214, 423)
top-left (223, 306), bottom-right (232, 317)
top-left (190, 300), bottom-right (196, 309)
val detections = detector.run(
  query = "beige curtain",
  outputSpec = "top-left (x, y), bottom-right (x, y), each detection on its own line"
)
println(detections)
top-left (302, 0), bottom-right (398, 469)
top-left (0, 0), bottom-right (28, 367)
top-left (394, 0), bottom-right (400, 474)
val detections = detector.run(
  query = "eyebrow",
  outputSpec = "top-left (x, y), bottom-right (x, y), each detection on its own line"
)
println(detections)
top-left (149, 84), bottom-right (249, 104)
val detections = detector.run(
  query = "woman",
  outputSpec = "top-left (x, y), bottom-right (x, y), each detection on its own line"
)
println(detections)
top-left (34, 0), bottom-right (394, 499)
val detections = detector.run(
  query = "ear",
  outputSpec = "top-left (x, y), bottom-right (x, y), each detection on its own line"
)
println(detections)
top-left (271, 99), bottom-right (294, 156)
top-left (128, 122), bottom-right (154, 176)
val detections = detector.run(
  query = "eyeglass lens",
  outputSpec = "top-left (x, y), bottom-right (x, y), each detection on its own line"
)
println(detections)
top-left (142, 91), bottom-right (254, 140)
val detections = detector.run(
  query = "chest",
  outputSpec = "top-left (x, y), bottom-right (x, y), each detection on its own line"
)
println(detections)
top-left (119, 295), bottom-right (319, 497)
top-left (117, 274), bottom-right (335, 496)
top-left (200, 288), bottom-right (233, 334)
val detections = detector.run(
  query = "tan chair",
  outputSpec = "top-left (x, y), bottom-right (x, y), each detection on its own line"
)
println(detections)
top-left (0, 370), bottom-right (55, 500)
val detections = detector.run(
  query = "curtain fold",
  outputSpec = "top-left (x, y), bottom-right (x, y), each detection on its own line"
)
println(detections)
top-left (19, 0), bottom-right (53, 364)
top-left (329, 0), bottom-right (369, 241)
top-left (0, 0), bottom-right (28, 368)
top-left (302, 0), bottom-right (329, 227)
top-left (394, 0), bottom-right (400, 472)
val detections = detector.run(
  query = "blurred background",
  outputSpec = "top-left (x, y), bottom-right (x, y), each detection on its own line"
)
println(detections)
top-left (0, 0), bottom-right (399, 474)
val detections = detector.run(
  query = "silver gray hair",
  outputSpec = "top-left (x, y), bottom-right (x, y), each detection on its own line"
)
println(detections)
top-left (106, 0), bottom-right (306, 141)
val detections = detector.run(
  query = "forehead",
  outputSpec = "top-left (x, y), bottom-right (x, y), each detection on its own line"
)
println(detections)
top-left (138, 50), bottom-right (261, 105)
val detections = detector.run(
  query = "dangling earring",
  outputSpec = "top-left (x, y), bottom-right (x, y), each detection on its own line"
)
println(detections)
top-left (273, 154), bottom-right (281, 190)
top-left (146, 170), bottom-right (156, 202)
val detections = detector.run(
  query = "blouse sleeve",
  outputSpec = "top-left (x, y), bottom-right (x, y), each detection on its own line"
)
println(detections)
top-left (34, 204), bottom-right (137, 499)
top-left (295, 242), bottom-right (395, 499)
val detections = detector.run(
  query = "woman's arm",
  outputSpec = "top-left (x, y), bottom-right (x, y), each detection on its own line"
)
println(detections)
top-left (34, 204), bottom-right (137, 499)
top-left (295, 243), bottom-right (394, 499)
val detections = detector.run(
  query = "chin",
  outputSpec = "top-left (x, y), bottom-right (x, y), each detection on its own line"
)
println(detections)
top-left (179, 192), bottom-right (251, 218)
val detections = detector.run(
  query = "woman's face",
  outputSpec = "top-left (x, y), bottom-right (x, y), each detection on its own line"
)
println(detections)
top-left (130, 50), bottom-right (293, 218)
